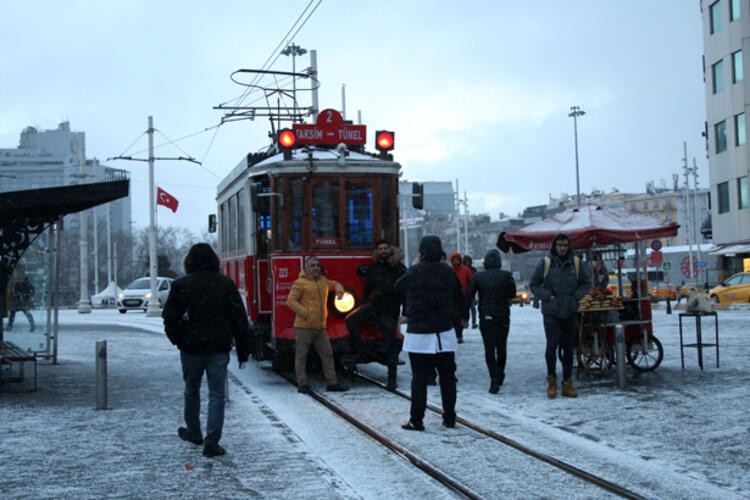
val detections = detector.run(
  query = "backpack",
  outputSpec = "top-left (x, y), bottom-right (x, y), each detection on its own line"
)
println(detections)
top-left (543, 255), bottom-right (580, 279)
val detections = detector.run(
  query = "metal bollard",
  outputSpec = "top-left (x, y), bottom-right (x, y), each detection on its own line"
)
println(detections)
top-left (95, 339), bottom-right (108, 409)
top-left (615, 324), bottom-right (626, 389)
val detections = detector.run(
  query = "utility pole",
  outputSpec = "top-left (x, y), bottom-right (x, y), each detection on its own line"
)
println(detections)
top-left (108, 116), bottom-right (199, 317)
top-left (455, 179), bottom-right (461, 254)
top-left (692, 157), bottom-right (703, 285)
top-left (682, 142), bottom-right (695, 285)
top-left (463, 191), bottom-right (469, 256)
top-left (568, 106), bottom-right (586, 206)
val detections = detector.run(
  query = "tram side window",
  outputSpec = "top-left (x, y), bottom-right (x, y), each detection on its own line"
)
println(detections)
top-left (312, 181), bottom-right (340, 245)
top-left (237, 190), bottom-right (246, 251)
top-left (346, 182), bottom-right (373, 247)
top-left (228, 195), bottom-right (238, 251)
top-left (288, 179), bottom-right (303, 251)
top-left (254, 183), bottom-right (272, 257)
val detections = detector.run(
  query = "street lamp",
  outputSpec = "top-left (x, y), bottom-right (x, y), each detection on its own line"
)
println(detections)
top-left (568, 105), bottom-right (586, 206)
top-left (281, 43), bottom-right (307, 120)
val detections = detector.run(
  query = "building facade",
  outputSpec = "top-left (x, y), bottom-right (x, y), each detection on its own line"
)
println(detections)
top-left (701, 0), bottom-right (750, 274)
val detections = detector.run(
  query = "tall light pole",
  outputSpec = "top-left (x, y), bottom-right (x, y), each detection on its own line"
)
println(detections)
top-left (281, 43), bottom-right (307, 120)
top-left (568, 105), bottom-right (586, 205)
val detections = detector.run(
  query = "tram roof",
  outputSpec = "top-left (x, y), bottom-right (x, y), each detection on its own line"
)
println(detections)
top-left (217, 146), bottom-right (400, 196)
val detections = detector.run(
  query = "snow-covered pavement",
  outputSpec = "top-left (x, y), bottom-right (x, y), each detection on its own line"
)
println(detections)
top-left (1, 305), bottom-right (748, 498)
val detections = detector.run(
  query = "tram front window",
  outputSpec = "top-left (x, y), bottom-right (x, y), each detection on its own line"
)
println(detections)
top-left (346, 183), bottom-right (373, 247)
top-left (312, 181), bottom-right (340, 246)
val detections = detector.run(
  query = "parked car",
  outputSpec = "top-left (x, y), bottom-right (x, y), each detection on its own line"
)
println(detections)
top-left (513, 287), bottom-right (531, 306)
top-left (117, 277), bottom-right (173, 313)
top-left (709, 272), bottom-right (750, 304)
top-left (649, 283), bottom-right (677, 302)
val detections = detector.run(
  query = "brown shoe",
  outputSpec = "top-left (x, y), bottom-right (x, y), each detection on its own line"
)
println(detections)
top-left (546, 376), bottom-right (557, 399)
top-left (562, 379), bottom-right (578, 398)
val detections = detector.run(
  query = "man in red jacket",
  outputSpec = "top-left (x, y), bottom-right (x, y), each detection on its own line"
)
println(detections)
top-left (449, 252), bottom-right (472, 343)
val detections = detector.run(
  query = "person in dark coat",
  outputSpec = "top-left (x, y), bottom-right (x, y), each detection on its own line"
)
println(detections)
top-left (464, 249), bottom-right (516, 394)
top-left (394, 235), bottom-right (464, 431)
top-left (7, 276), bottom-right (35, 332)
top-left (345, 239), bottom-right (406, 389)
top-left (162, 243), bottom-right (253, 457)
top-left (528, 233), bottom-right (590, 398)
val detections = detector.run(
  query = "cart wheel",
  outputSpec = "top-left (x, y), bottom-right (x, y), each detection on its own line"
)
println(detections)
top-left (626, 336), bottom-right (663, 371)
top-left (577, 337), bottom-right (613, 373)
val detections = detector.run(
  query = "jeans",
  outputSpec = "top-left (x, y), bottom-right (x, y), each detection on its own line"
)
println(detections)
top-left (543, 315), bottom-right (577, 381)
top-left (479, 316), bottom-right (510, 381)
top-left (408, 352), bottom-right (456, 425)
top-left (180, 350), bottom-right (229, 446)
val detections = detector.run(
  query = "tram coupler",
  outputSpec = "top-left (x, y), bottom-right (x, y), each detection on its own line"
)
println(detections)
top-left (615, 324), bottom-right (626, 389)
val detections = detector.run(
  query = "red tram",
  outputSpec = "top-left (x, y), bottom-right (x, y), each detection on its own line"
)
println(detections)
top-left (215, 109), bottom-right (412, 369)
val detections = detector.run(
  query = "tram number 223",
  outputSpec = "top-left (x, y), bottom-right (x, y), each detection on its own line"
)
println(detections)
top-left (278, 267), bottom-right (289, 279)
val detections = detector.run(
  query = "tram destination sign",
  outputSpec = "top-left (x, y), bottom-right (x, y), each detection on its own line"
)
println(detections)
top-left (293, 108), bottom-right (366, 145)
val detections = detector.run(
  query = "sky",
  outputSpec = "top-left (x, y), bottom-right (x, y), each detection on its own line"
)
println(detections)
top-left (1, 1), bottom-right (707, 235)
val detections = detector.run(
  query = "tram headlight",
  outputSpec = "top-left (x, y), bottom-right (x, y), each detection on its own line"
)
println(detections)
top-left (334, 291), bottom-right (356, 314)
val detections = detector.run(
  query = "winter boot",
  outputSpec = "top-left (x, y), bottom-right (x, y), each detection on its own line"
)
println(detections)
top-left (489, 378), bottom-right (500, 394)
top-left (546, 376), bottom-right (557, 399)
top-left (561, 379), bottom-right (578, 398)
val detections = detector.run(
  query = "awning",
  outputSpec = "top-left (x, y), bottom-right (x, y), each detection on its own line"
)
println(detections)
top-left (707, 242), bottom-right (750, 255)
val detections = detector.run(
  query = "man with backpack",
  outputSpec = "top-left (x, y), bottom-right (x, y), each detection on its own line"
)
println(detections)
top-left (529, 233), bottom-right (590, 398)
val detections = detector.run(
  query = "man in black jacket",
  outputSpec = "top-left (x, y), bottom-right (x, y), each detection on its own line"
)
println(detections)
top-left (528, 233), bottom-right (589, 399)
top-left (465, 249), bottom-right (516, 394)
top-left (394, 236), bottom-right (464, 431)
top-left (162, 243), bottom-right (253, 457)
top-left (345, 239), bottom-right (406, 389)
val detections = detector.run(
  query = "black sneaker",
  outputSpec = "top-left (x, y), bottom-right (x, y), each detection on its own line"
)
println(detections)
top-left (178, 427), bottom-right (203, 445)
top-left (457, 337), bottom-right (464, 344)
top-left (202, 443), bottom-right (226, 457)
top-left (297, 385), bottom-right (311, 394)
top-left (401, 420), bottom-right (425, 431)
top-left (442, 419), bottom-right (455, 428)
top-left (326, 383), bottom-right (349, 392)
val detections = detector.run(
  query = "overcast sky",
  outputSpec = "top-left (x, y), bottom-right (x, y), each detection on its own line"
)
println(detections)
top-left (1, 1), bottom-right (706, 235)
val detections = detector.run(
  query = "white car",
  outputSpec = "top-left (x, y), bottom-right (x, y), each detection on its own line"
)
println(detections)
top-left (117, 277), bottom-right (173, 313)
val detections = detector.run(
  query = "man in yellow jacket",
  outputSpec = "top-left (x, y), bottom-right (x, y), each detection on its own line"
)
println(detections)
top-left (287, 256), bottom-right (349, 394)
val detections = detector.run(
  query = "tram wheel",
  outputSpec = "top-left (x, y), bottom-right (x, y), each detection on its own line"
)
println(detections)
top-left (577, 337), bottom-right (613, 373)
top-left (626, 336), bottom-right (663, 371)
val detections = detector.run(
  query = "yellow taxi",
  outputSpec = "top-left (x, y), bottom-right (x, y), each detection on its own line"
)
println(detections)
top-left (649, 284), bottom-right (677, 301)
top-left (709, 272), bottom-right (750, 304)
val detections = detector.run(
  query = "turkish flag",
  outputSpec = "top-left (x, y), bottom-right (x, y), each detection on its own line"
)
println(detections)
top-left (157, 186), bottom-right (179, 213)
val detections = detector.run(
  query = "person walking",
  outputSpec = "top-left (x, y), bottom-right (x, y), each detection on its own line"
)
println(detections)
top-left (449, 252), bottom-right (473, 343)
top-left (7, 276), bottom-right (35, 332)
top-left (287, 256), bottom-right (349, 394)
top-left (529, 233), bottom-right (590, 398)
top-left (464, 249), bottom-right (516, 394)
top-left (463, 255), bottom-right (479, 329)
top-left (162, 243), bottom-right (254, 457)
top-left (345, 239), bottom-right (406, 390)
top-left (395, 236), bottom-right (464, 431)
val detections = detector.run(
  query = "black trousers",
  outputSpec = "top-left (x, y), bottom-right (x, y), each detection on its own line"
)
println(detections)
top-left (345, 303), bottom-right (398, 366)
top-left (408, 351), bottom-right (456, 425)
top-left (543, 314), bottom-right (577, 380)
top-left (479, 316), bottom-right (510, 381)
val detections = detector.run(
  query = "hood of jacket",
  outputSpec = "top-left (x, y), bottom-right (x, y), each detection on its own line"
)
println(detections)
top-left (449, 251), bottom-right (462, 264)
top-left (418, 236), bottom-right (444, 262)
top-left (371, 245), bottom-right (405, 266)
top-left (483, 249), bottom-right (502, 269)
top-left (550, 233), bottom-right (571, 259)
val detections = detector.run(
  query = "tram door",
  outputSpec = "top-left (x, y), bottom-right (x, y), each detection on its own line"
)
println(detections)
top-left (252, 180), bottom-right (273, 315)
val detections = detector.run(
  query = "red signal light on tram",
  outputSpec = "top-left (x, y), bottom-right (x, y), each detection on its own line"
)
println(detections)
top-left (375, 130), bottom-right (395, 151)
top-left (278, 129), bottom-right (297, 148)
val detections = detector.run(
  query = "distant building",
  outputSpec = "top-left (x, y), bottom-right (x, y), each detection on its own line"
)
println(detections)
top-left (701, 0), bottom-right (750, 275)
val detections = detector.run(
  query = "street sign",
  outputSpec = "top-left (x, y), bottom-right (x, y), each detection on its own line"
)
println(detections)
top-left (651, 240), bottom-right (663, 251)
top-left (649, 250), bottom-right (663, 266)
top-left (697, 260), bottom-right (707, 270)
top-left (292, 108), bottom-right (366, 145)
top-left (662, 261), bottom-right (672, 271)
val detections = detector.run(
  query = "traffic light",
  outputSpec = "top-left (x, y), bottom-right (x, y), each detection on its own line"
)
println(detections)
top-left (412, 182), bottom-right (424, 210)
top-left (375, 130), bottom-right (395, 160)
top-left (277, 128), bottom-right (297, 160)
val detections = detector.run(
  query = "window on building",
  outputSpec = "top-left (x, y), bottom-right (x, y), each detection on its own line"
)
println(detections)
top-left (642, 201), bottom-right (649, 210)
top-left (735, 113), bottom-right (746, 146)
top-left (732, 50), bottom-right (743, 83)
top-left (718, 181), bottom-right (730, 213)
top-left (653, 200), bottom-right (660, 209)
top-left (730, 0), bottom-right (740, 21)
top-left (710, 1), bottom-right (722, 33)
top-left (715, 120), bottom-right (728, 153)
top-left (713, 59), bottom-right (725, 93)
top-left (739, 176), bottom-right (749, 209)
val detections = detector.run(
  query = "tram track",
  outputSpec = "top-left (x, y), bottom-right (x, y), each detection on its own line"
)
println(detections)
top-left (352, 371), bottom-right (646, 499)
top-left (266, 366), bottom-right (645, 499)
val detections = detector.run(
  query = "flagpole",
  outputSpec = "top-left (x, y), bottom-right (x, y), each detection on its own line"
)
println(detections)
top-left (146, 116), bottom-right (160, 317)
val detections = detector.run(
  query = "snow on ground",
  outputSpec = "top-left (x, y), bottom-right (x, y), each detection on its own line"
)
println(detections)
top-left (1, 304), bottom-right (748, 498)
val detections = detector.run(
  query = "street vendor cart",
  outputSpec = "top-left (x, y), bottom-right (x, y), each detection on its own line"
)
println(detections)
top-left (497, 203), bottom-right (679, 375)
